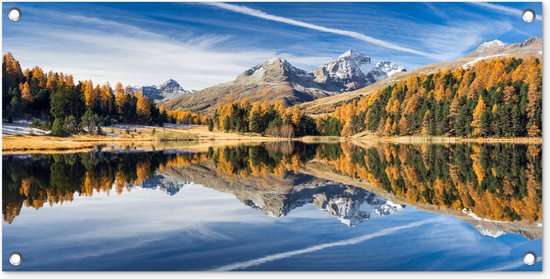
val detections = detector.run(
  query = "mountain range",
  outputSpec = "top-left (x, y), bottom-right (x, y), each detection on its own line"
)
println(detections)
top-left (146, 163), bottom-right (405, 227)
top-left (161, 50), bottom-right (405, 113)
top-left (299, 37), bottom-right (543, 115)
top-left (135, 156), bottom-right (541, 238)
top-left (137, 79), bottom-right (193, 102)
top-left (157, 37), bottom-right (541, 115)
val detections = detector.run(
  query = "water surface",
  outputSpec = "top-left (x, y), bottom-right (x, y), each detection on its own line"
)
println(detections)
top-left (2, 142), bottom-right (542, 271)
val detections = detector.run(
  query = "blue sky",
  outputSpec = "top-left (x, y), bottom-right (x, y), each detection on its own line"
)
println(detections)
top-left (2, 2), bottom-right (542, 89)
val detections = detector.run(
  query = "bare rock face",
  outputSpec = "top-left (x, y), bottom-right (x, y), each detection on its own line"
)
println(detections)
top-left (140, 79), bottom-right (193, 102)
top-left (464, 37), bottom-right (542, 59)
top-left (161, 57), bottom-right (335, 113)
top-left (162, 51), bottom-right (405, 114)
top-left (312, 50), bottom-right (405, 92)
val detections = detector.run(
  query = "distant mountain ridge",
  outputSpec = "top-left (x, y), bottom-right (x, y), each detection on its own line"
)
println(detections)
top-left (138, 79), bottom-right (193, 102)
top-left (162, 50), bottom-right (405, 113)
top-left (299, 37), bottom-right (543, 115)
top-left (312, 49), bottom-right (405, 92)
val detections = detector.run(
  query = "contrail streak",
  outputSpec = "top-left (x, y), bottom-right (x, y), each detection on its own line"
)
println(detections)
top-left (205, 2), bottom-right (435, 59)
top-left (210, 218), bottom-right (436, 271)
top-left (471, 2), bottom-right (542, 21)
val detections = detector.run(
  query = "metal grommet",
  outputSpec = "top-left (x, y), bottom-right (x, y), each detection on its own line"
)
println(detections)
top-left (522, 9), bottom-right (536, 23)
top-left (9, 252), bottom-right (23, 266)
top-left (523, 251), bottom-right (537, 265)
top-left (8, 7), bottom-right (22, 22)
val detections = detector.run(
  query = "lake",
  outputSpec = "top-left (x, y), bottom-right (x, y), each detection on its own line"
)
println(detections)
top-left (2, 142), bottom-right (542, 271)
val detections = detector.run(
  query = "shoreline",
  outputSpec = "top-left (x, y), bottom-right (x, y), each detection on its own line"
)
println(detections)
top-left (2, 125), bottom-right (542, 154)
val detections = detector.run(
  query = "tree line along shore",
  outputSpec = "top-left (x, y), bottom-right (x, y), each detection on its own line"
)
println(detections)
top-left (2, 53), bottom-right (542, 144)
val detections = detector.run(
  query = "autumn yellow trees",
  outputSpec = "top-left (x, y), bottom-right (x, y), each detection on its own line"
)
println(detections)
top-left (211, 99), bottom-right (318, 138)
top-left (3, 51), bottom-right (542, 139)
top-left (164, 108), bottom-right (208, 125)
top-left (323, 56), bottom-right (542, 138)
top-left (2, 53), bottom-right (172, 132)
top-left (318, 143), bottom-right (542, 223)
top-left (471, 97), bottom-right (487, 137)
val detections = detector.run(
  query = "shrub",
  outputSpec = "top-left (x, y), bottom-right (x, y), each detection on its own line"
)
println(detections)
top-left (51, 118), bottom-right (68, 137)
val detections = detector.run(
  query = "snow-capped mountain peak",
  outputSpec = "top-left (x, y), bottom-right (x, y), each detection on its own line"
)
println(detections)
top-left (238, 57), bottom-right (313, 83)
top-left (475, 40), bottom-right (506, 53)
top-left (367, 60), bottom-right (406, 82)
top-left (312, 50), bottom-right (404, 91)
top-left (312, 50), bottom-right (372, 91)
top-left (266, 57), bottom-right (288, 65)
top-left (140, 79), bottom-right (193, 101)
top-left (338, 49), bottom-right (370, 62)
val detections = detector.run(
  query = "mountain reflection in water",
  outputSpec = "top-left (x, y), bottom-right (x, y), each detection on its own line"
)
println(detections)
top-left (2, 142), bottom-right (543, 271)
top-left (3, 142), bottom-right (541, 239)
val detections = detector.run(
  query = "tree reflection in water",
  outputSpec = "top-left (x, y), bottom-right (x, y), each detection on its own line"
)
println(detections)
top-left (2, 142), bottom-right (542, 227)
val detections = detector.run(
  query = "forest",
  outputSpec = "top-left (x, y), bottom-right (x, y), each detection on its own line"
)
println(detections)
top-left (212, 99), bottom-right (318, 137)
top-left (2, 52), bottom-right (203, 136)
top-left (206, 56), bottom-right (542, 138)
top-left (323, 56), bottom-right (542, 137)
top-left (3, 53), bottom-right (542, 139)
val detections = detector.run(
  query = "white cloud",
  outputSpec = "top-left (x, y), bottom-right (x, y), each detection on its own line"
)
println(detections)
top-left (205, 2), bottom-right (436, 59)
top-left (3, 11), bottom-right (327, 90)
top-left (471, 2), bottom-right (542, 21)
top-left (416, 20), bottom-right (513, 61)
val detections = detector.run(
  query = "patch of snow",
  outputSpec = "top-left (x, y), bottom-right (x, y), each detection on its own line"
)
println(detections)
top-left (368, 61), bottom-right (406, 82)
top-left (476, 225), bottom-right (505, 238)
top-left (109, 124), bottom-right (157, 130)
top-left (2, 121), bottom-right (49, 135)
top-left (476, 40), bottom-right (506, 53)
top-left (109, 123), bottom-right (192, 130)
top-left (163, 123), bottom-right (196, 129)
top-left (267, 57), bottom-right (285, 64)
top-left (462, 54), bottom-right (508, 69)
top-left (462, 208), bottom-right (507, 223)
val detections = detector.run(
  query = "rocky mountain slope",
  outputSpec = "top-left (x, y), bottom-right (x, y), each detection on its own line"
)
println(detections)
top-left (139, 79), bottom-right (193, 101)
top-left (312, 50), bottom-right (405, 92)
top-left (162, 58), bottom-right (333, 113)
top-left (299, 37), bottom-right (542, 115)
top-left (162, 51), bottom-right (404, 114)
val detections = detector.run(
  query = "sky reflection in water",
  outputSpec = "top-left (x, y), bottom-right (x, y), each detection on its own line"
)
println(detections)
top-left (2, 143), bottom-right (543, 271)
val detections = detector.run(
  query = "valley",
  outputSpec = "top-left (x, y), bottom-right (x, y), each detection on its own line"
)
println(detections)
top-left (2, 37), bottom-right (543, 153)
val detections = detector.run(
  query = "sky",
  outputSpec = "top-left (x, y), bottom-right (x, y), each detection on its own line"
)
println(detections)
top-left (2, 2), bottom-right (543, 90)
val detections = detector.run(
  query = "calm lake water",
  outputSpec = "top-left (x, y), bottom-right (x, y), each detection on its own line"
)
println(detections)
top-left (2, 142), bottom-right (542, 271)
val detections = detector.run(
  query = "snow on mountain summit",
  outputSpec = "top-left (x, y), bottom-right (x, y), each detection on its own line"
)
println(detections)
top-left (238, 57), bottom-right (313, 83)
top-left (367, 60), bottom-right (406, 82)
top-left (338, 49), bottom-right (371, 61)
top-left (475, 40), bottom-right (506, 54)
top-left (312, 50), bottom-right (405, 91)
top-left (141, 79), bottom-right (193, 102)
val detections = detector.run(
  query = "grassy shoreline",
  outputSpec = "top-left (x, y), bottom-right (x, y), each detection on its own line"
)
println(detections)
top-left (2, 125), bottom-right (542, 154)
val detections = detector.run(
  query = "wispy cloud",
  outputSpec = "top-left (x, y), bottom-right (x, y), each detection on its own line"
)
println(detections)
top-left (3, 2), bottom-right (538, 88)
top-left (204, 2), bottom-right (435, 59)
top-left (210, 218), bottom-right (437, 271)
top-left (471, 2), bottom-right (542, 21)
top-left (423, 3), bottom-right (451, 21)
top-left (484, 256), bottom-right (542, 271)
top-left (4, 9), bottom-right (326, 89)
